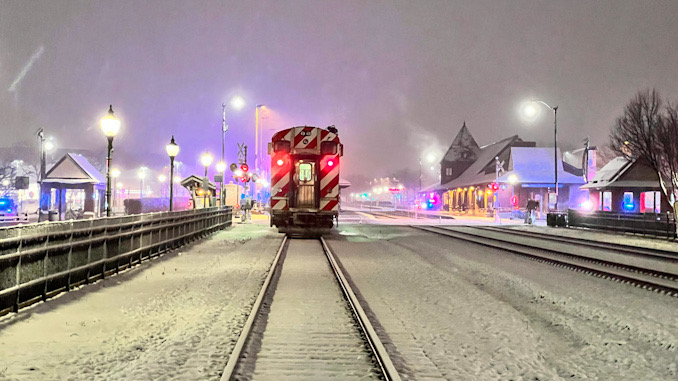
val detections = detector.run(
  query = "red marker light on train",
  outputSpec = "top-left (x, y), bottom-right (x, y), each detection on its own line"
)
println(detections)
top-left (277, 159), bottom-right (284, 166)
top-left (327, 160), bottom-right (335, 167)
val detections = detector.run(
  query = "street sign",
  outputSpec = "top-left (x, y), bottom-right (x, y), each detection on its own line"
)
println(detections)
top-left (15, 176), bottom-right (29, 190)
top-left (214, 174), bottom-right (223, 183)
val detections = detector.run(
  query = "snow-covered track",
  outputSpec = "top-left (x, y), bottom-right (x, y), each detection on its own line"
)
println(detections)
top-left (476, 225), bottom-right (678, 262)
top-left (221, 237), bottom-right (400, 380)
top-left (413, 225), bottom-right (678, 297)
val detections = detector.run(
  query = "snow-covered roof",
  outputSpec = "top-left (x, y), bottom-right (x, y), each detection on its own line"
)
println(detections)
top-left (580, 157), bottom-right (631, 189)
top-left (435, 135), bottom-right (519, 190)
top-left (581, 157), bottom-right (658, 189)
top-left (497, 147), bottom-right (585, 184)
top-left (43, 153), bottom-right (105, 185)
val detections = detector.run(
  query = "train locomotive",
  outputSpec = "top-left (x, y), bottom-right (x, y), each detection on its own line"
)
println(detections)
top-left (268, 125), bottom-right (343, 235)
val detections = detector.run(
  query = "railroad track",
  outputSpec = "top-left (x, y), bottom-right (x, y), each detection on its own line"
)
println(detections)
top-left (412, 225), bottom-right (678, 297)
top-left (221, 236), bottom-right (400, 380)
top-left (476, 225), bottom-right (678, 263)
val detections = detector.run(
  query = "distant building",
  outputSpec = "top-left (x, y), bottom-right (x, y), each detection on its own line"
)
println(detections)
top-left (421, 122), bottom-right (589, 214)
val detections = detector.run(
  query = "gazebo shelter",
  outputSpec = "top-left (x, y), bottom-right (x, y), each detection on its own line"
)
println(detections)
top-left (41, 153), bottom-right (106, 220)
top-left (181, 175), bottom-right (217, 208)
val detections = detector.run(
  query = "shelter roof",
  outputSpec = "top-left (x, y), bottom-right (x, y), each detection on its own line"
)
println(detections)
top-left (43, 153), bottom-right (105, 185)
top-left (180, 175), bottom-right (217, 190)
top-left (581, 157), bottom-right (658, 189)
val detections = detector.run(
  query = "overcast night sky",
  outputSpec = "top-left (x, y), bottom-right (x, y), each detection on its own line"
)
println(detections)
top-left (2, 0), bottom-right (678, 181)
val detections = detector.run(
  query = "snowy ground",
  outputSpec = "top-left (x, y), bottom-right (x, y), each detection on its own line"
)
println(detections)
top-left (2, 218), bottom-right (677, 380)
top-left (326, 225), bottom-right (678, 380)
top-left (0, 224), bottom-right (282, 381)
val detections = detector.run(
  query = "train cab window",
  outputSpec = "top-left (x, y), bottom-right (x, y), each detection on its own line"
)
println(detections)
top-left (298, 163), bottom-right (313, 182)
top-left (321, 141), bottom-right (338, 155)
top-left (273, 141), bottom-right (291, 153)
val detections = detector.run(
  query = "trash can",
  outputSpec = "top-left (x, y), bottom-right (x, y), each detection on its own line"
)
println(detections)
top-left (546, 213), bottom-right (557, 227)
top-left (556, 214), bottom-right (568, 227)
top-left (48, 210), bottom-right (58, 221)
top-left (39, 210), bottom-right (49, 222)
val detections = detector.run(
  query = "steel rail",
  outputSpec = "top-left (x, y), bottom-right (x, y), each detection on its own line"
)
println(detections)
top-left (320, 236), bottom-right (401, 381)
top-left (475, 225), bottom-right (678, 262)
top-left (413, 225), bottom-right (678, 297)
top-left (220, 235), bottom-right (288, 380)
top-left (221, 237), bottom-right (401, 380)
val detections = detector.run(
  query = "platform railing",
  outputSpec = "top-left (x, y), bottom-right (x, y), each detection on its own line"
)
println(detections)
top-left (566, 209), bottom-right (676, 239)
top-left (0, 206), bottom-right (232, 315)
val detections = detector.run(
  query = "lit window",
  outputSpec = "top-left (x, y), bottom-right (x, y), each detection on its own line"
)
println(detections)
top-left (602, 191), bottom-right (612, 211)
top-left (446, 168), bottom-right (452, 176)
top-left (298, 163), bottom-right (312, 182)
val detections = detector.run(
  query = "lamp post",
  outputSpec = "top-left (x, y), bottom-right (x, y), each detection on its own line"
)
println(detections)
top-left (100, 105), bottom-right (121, 217)
top-left (37, 129), bottom-right (55, 211)
top-left (528, 100), bottom-right (559, 210)
top-left (111, 168), bottom-right (120, 210)
top-left (216, 161), bottom-right (226, 205)
top-left (138, 168), bottom-right (146, 198)
top-left (165, 136), bottom-right (180, 211)
top-left (200, 152), bottom-right (213, 208)
top-left (158, 174), bottom-right (167, 197)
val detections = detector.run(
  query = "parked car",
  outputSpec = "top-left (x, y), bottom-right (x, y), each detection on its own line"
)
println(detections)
top-left (0, 197), bottom-right (17, 216)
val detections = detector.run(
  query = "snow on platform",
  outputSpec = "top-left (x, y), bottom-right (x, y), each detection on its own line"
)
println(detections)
top-left (0, 224), bottom-right (283, 380)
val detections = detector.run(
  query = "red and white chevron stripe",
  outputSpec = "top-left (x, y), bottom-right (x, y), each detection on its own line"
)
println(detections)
top-left (293, 126), bottom-right (318, 150)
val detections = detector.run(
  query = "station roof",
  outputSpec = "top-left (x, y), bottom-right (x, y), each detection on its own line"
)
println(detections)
top-left (497, 147), bottom-right (586, 185)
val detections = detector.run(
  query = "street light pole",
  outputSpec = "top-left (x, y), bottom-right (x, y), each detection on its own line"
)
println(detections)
top-left (530, 100), bottom-right (559, 211)
top-left (100, 105), bottom-right (121, 217)
top-left (553, 106), bottom-right (558, 210)
top-left (222, 103), bottom-right (227, 168)
top-left (166, 136), bottom-right (180, 211)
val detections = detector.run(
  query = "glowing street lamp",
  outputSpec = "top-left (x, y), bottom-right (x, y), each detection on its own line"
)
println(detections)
top-left (100, 105), bottom-right (121, 217)
top-left (221, 95), bottom-right (245, 174)
top-left (165, 136), bottom-right (180, 211)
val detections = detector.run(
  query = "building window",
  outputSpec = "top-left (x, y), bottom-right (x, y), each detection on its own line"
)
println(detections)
top-left (641, 191), bottom-right (661, 213)
top-left (623, 192), bottom-right (634, 211)
top-left (602, 191), bottom-right (612, 211)
top-left (445, 168), bottom-right (452, 176)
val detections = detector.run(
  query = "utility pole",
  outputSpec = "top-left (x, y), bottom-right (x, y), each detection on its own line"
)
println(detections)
top-left (222, 103), bottom-right (228, 166)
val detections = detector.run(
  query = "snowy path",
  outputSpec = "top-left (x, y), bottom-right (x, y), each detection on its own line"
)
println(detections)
top-left (0, 225), bottom-right (282, 381)
top-left (327, 225), bottom-right (678, 380)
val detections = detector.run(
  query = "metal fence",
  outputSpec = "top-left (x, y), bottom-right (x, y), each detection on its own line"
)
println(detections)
top-left (0, 206), bottom-right (232, 315)
top-left (567, 209), bottom-right (676, 239)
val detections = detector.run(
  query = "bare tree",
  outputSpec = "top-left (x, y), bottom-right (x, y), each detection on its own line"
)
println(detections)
top-left (610, 89), bottom-right (678, 216)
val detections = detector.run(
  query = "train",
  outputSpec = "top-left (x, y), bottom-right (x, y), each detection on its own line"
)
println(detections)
top-left (268, 125), bottom-right (343, 235)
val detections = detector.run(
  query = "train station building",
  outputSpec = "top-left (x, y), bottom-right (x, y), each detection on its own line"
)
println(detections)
top-left (421, 123), bottom-right (590, 216)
